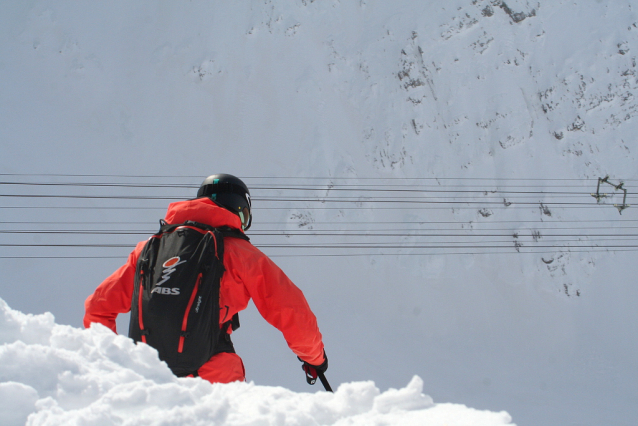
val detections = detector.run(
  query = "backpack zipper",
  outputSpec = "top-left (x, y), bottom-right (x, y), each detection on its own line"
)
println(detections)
top-left (178, 272), bottom-right (202, 353)
top-left (138, 270), bottom-right (147, 343)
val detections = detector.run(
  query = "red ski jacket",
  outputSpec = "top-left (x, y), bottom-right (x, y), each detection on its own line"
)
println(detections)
top-left (84, 197), bottom-right (325, 368)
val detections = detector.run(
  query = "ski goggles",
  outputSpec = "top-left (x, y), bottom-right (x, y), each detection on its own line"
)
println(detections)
top-left (238, 206), bottom-right (252, 231)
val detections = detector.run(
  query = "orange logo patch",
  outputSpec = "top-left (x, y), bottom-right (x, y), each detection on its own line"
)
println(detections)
top-left (162, 257), bottom-right (181, 268)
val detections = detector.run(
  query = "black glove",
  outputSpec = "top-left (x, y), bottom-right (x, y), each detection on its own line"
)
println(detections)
top-left (299, 351), bottom-right (328, 385)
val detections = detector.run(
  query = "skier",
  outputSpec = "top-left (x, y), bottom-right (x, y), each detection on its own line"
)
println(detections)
top-left (84, 174), bottom-right (327, 385)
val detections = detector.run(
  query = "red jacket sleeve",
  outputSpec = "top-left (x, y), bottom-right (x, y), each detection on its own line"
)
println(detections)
top-left (223, 238), bottom-right (325, 366)
top-left (83, 241), bottom-right (146, 332)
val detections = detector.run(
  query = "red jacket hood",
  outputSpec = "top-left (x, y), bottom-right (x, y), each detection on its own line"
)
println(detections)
top-left (164, 197), bottom-right (244, 231)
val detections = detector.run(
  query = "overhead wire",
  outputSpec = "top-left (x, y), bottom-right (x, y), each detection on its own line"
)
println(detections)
top-left (1, 175), bottom-right (635, 258)
top-left (1, 172), bottom-right (636, 184)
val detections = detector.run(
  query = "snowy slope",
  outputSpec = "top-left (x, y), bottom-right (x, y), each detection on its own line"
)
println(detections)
top-left (1, 1), bottom-right (638, 425)
top-left (0, 298), bottom-right (514, 426)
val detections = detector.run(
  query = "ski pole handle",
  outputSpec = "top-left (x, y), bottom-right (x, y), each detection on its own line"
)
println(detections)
top-left (299, 352), bottom-right (331, 392)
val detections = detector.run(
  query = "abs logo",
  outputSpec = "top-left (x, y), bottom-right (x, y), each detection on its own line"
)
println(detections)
top-left (152, 287), bottom-right (181, 295)
top-left (151, 256), bottom-right (187, 295)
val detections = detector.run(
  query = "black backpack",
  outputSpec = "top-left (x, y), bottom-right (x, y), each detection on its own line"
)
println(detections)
top-left (128, 220), bottom-right (248, 377)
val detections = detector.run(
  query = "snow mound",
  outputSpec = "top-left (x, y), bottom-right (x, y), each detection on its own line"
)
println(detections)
top-left (0, 298), bottom-right (514, 425)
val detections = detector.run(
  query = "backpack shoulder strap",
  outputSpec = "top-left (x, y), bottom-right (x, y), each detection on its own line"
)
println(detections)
top-left (156, 220), bottom-right (249, 241)
top-left (217, 226), bottom-right (250, 242)
top-left (156, 219), bottom-right (182, 234)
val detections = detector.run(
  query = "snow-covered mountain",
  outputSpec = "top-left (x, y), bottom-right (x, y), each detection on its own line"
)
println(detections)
top-left (1, 1), bottom-right (637, 425)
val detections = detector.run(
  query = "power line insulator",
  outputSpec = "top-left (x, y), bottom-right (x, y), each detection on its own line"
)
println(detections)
top-left (592, 176), bottom-right (630, 214)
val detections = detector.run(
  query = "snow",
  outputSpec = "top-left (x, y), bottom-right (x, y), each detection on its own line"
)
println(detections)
top-left (0, 298), bottom-right (513, 425)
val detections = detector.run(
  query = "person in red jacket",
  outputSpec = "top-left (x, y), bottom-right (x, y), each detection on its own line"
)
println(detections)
top-left (84, 174), bottom-right (327, 385)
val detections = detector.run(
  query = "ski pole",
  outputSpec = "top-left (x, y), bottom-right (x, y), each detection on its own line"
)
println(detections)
top-left (302, 363), bottom-right (333, 392)
top-left (318, 371), bottom-right (333, 393)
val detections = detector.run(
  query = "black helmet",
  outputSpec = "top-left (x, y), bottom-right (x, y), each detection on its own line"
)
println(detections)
top-left (197, 174), bottom-right (252, 230)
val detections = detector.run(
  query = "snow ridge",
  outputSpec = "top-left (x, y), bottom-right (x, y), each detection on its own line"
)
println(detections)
top-left (0, 298), bottom-right (514, 426)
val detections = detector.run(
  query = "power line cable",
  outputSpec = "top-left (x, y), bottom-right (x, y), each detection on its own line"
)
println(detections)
top-left (2, 173), bottom-right (636, 182)
top-left (1, 175), bottom-right (635, 258)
